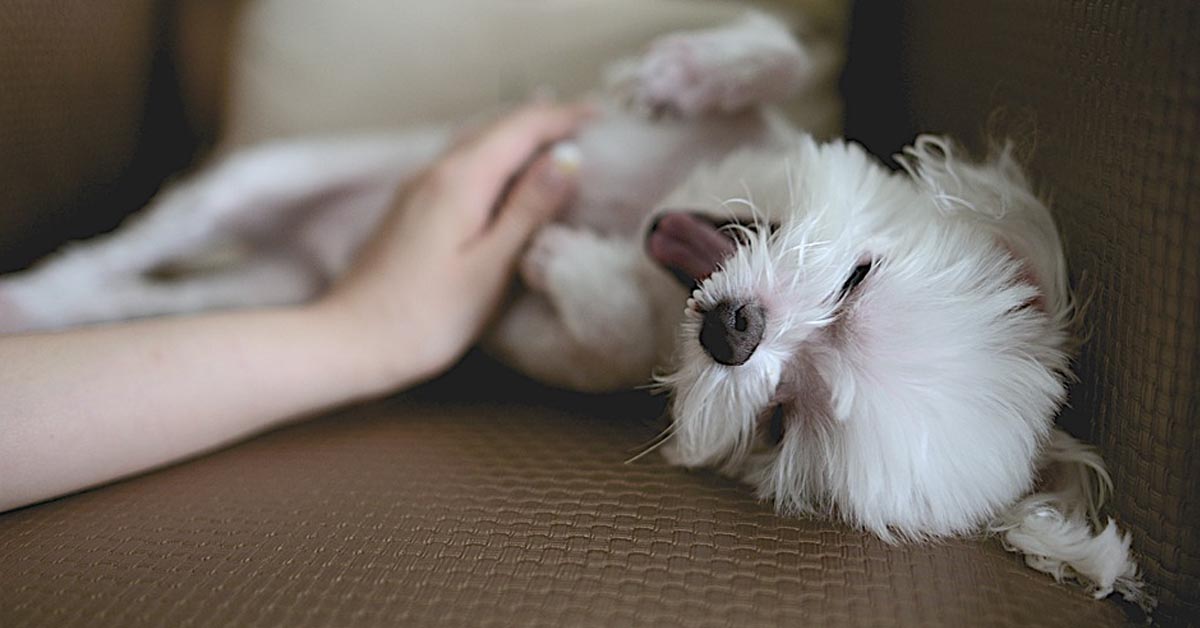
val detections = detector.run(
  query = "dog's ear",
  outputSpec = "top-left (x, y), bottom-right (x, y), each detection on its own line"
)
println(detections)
top-left (897, 135), bottom-right (1070, 316)
top-left (999, 242), bottom-right (1049, 312)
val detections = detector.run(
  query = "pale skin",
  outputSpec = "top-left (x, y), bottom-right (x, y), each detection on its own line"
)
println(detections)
top-left (0, 102), bottom-right (591, 514)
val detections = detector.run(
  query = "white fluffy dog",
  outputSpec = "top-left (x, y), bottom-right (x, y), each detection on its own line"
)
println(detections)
top-left (0, 10), bottom-right (1148, 609)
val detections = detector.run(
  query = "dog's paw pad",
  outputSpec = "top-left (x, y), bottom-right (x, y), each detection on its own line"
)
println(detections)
top-left (632, 37), bottom-right (718, 117)
top-left (626, 16), bottom-right (810, 117)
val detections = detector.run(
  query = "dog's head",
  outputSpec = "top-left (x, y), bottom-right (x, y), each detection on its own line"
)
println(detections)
top-left (647, 135), bottom-right (1075, 539)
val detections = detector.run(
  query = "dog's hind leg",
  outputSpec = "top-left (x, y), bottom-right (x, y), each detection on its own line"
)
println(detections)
top-left (62, 251), bottom-right (323, 328)
top-left (0, 250), bottom-right (321, 332)
top-left (0, 130), bottom-right (445, 333)
top-left (486, 225), bottom-right (682, 392)
top-left (26, 134), bottom-right (435, 279)
top-left (487, 294), bottom-right (657, 393)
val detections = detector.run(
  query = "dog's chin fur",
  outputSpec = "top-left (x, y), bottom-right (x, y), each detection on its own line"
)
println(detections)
top-left (655, 135), bottom-right (1151, 610)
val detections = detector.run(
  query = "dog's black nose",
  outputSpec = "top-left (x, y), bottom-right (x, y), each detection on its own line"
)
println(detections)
top-left (699, 300), bottom-right (765, 365)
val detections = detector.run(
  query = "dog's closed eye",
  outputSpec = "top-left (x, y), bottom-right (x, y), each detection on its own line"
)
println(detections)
top-left (837, 260), bottom-right (873, 301)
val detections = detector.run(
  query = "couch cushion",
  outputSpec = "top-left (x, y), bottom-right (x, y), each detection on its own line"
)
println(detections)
top-left (0, 360), bottom-right (1132, 627)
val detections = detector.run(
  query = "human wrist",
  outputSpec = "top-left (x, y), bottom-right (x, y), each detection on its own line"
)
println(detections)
top-left (305, 291), bottom-right (446, 394)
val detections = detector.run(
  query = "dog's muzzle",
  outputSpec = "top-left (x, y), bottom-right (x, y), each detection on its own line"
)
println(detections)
top-left (645, 210), bottom-right (768, 365)
top-left (645, 212), bottom-right (737, 289)
top-left (699, 299), bottom-right (765, 365)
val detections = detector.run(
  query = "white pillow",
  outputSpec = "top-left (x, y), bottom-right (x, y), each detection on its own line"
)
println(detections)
top-left (223, 0), bottom-right (849, 147)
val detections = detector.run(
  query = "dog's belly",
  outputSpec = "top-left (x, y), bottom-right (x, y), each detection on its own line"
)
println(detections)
top-left (280, 109), bottom-right (775, 279)
top-left (563, 105), bottom-right (777, 237)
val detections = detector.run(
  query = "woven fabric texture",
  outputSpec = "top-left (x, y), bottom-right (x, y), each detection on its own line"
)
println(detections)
top-left (861, 1), bottom-right (1199, 623)
top-left (0, 383), bottom-right (1130, 627)
top-left (0, 0), bottom-right (159, 271)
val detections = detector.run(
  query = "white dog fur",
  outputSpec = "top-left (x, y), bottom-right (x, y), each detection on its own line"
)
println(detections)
top-left (0, 10), bottom-right (1149, 610)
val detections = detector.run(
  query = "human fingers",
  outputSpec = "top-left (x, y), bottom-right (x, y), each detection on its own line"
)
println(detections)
top-left (443, 102), bottom-right (592, 211)
top-left (474, 143), bottom-right (581, 268)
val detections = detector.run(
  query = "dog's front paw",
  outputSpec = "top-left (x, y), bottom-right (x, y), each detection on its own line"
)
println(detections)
top-left (628, 13), bottom-right (810, 117)
top-left (632, 36), bottom-right (727, 117)
top-left (520, 224), bottom-right (580, 293)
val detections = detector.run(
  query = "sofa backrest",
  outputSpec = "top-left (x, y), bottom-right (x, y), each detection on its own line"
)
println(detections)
top-left (843, 2), bottom-right (1199, 622)
top-left (0, 0), bottom-right (206, 273)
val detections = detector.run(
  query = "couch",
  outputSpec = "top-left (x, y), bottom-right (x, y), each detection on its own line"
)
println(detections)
top-left (1, 1), bottom-right (1195, 625)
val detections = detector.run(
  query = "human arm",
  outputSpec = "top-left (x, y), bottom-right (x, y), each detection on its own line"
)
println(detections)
top-left (0, 102), bottom-right (589, 513)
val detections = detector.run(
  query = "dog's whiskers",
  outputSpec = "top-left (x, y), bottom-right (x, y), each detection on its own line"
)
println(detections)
top-left (625, 421), bottom-right (679, 464)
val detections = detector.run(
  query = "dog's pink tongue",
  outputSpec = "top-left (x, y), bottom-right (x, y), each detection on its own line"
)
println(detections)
top-left (647, 213), bottom-right (737, 284)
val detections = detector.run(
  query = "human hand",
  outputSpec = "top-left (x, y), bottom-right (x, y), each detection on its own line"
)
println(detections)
top-left (317, 102), bottom-right (592, 387)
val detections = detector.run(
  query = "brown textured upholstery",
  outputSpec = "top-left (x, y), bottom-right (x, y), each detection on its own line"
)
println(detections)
top-left (1, 0), bottom-right (1195, 626)
top-left (846, 1), bottom-right (1199, 623)
top-left (0, 359), bottom-right (1130, 627)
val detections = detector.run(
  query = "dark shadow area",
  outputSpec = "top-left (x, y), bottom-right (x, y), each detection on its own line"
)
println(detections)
top-left (839, 0), bottom-right (915, 168)
top-left (0, 3), bottom-right (200, 273)
top-left (408, 348), bottom-right (670, 429)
